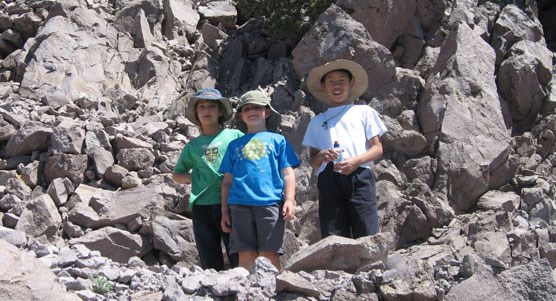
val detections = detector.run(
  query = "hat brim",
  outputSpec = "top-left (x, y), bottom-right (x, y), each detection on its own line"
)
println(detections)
top-left (185, 96), bottom-right (233, 126)
top-left (307, 59), bottom-right (369, 105)
top-left (234, 103), bottom-right (281, 133)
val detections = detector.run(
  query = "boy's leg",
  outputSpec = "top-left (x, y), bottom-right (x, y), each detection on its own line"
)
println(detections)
top-left (317, 163), bottom-right (351, 238)
top-left (259, 251), bottom-right (281, 271)
top-left (192, 204), bottom-right (225, 270)
top-left (238, 250), bottom-right (258, 271)
top-left (349, 168), bottom-right (380, 238)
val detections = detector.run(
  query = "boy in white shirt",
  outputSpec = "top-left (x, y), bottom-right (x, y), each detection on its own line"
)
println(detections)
top-left (302, 59), bottom-right (387, 239)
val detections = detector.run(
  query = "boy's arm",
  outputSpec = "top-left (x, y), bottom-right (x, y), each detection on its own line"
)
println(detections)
top-left (281, 166), bottom-right (296, 221)
top-left (334, 135), bottom-right (383, 175)
top-left (221, 173), bottom-right (233, 233)
top-left (172, 172), bottom-right (191, 184)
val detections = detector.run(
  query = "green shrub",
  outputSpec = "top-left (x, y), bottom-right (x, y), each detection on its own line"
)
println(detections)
top-left (90, 275), bottom-right (114, 295)
top-left (236, 0), bottom-right (334, 41)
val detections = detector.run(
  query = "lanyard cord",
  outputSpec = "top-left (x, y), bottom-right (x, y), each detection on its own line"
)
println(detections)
top-left (321, 105), bottom-right (348, 130)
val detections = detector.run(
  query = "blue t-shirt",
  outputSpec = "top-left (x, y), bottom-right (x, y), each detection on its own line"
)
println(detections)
top-left (219, 131), bottom-right (300, 206)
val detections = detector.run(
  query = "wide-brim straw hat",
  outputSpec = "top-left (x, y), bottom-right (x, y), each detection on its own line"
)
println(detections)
top-left (307, 59), bottom-right (369, 105)
top-left (185, 88), bottom-right (233, 126)
top-left (235, 89), bottom-right (281, 133)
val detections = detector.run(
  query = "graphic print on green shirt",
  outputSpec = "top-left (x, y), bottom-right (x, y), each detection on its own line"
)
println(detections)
top-left (204, 146), bottom-right (219, 164)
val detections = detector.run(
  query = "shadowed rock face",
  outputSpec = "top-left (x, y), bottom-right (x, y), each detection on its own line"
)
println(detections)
top-left (538, 0), bottom-right (556, 51)
top-left (0, 0), bottom-right (555, 300)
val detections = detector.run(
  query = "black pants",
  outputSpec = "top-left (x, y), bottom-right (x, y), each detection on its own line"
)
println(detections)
top-left (192, 204), bottom-right (238, 270)
top-left (317, 163), bottom-right (379, 239)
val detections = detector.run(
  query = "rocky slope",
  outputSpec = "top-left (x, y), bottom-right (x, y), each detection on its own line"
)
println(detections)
top-left (1, 0), bottom-right (556, 300)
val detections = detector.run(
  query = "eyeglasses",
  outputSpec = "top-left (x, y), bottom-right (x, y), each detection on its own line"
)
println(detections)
top-left (240, 105), bottom-right (266, 113)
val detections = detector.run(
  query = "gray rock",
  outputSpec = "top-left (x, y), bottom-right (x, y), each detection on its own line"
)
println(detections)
top-left (476, 190), bottom-right (521, 212)
top-left (47, 177), bottom-right (75, 207)
top-left (292, 4), bottom-right (396, 99)
top-left (103, 164), bottom-right (129, 187)
top-left (198, 1), bottom-right (237, 29)
top-left (497, 259), bottom-right (556, 300)
top-left (116, 148), bottom-right (155, 171)
top-left (286, 233), bottom-right (394, 273)
top-left (69, 226), bottom-right (152, 263)
top-left (0, 227), bottom-right (27, 247)
top-left (151, 214), bottom-right (197, 262)
top-left (4, 121), bottom-right (52, 157)
top-left (133, 9), bottom-right (154, 48)
top-left (50, 125), bottom-right (86, 155)
top-left (163, 0), bottom-right (199, 40)
top-left (181, 273), bottom-right (205, 293)
top-left (382, 114), bottom-right (428, 157)
top-left (418, 22), bottom-right (511, 212)
top-left (0, 240), bottom-right (81, 300)
top-left (0, 116), bottom-right (17, 142)
top-left (19, 160), bottom-right (40, 188)
top-left (337, 0), bottom-right (417, 49)
top-left (472, 231), bottom-right (511, 269)
top-left (200, 21), bottom-right (228, 50)
top-left (84, 129), bottom-right (112, 154)
top-left (44, 153), bottom-right (88, 186)
top-left (206, 267), bottom-right (250, 297)
top-left (276, 270), bottom-right (321, 298)
top-left (498, 39), bottom-right (552, 129)
top-left (15, 193), bottom-right (62, 242)
top-left (491, 4), bottom-right (545, 66)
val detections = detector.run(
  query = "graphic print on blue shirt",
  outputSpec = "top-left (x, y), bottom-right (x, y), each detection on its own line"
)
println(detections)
top-left (237, 138), bottom-right (273, 173)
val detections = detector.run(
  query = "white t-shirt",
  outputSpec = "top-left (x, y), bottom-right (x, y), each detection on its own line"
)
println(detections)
top-left (302, 104), bottom-right (387, 174)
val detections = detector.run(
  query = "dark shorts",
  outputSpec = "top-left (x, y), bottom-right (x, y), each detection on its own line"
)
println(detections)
top-left (317, 163), bottom-right (379, 239)
top-left (229, 203), bottom-right (285, 254)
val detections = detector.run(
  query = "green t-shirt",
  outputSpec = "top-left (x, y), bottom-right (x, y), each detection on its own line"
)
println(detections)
top-left (173, 128), bottom-right (243, 206)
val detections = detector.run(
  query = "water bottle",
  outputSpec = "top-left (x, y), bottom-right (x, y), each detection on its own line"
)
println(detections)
top-left (333, 141), bottom-right (344, 163)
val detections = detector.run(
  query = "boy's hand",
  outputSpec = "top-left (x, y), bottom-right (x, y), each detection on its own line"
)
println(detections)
top-left (319, 148), bottom-right (341, 163)
top-left (282, 200), bottom-right (295, 221)
top-left (333, 157), bottom-right (357, 175)
top-left (221, 209), bottom-right (232, 233)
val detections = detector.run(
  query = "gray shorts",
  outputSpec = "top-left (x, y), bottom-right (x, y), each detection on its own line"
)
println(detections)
top-left (229, 203), bottom-right (285, 254)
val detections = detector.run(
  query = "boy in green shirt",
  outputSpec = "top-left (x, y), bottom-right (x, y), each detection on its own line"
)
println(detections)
top-left (173, 88), bottom-right (243, 270)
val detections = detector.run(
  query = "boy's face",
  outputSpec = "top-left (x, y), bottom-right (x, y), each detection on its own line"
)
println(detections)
top-left (195, 99), bottom-right (221, 125)
top-left (322, 70), bottom-right (354, 106)
top-left (239, 104), bottom-right (269, 129)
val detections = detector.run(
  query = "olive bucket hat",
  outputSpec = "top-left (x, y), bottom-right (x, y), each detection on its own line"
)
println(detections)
top-left (235, 89), bottom-right (281, 133)
top-left (306, 59), bottom-right (369, 105)
top-left (185, 88), bottom-right (233, 126)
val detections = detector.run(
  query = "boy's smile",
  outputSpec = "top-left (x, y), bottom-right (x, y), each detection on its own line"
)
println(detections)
top-left (240, 104), bottom-right (268, 131)
top-left (322, 70), bottom-right (354, 106)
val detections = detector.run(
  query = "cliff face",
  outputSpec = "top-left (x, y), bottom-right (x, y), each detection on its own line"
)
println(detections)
top-left (0, 1), bottom-right (555, 300)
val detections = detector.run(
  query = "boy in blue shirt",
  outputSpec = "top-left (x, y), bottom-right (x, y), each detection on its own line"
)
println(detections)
top-left (220, 89), bottom-right (300, 272)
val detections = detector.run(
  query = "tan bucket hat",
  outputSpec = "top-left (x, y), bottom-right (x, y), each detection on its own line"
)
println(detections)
top-left (306, 59), bottom-right (369, 105)
top-left (185, 88), bottom-right (233, 126)
top-left (235, 89), bottom-right (281, 133)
